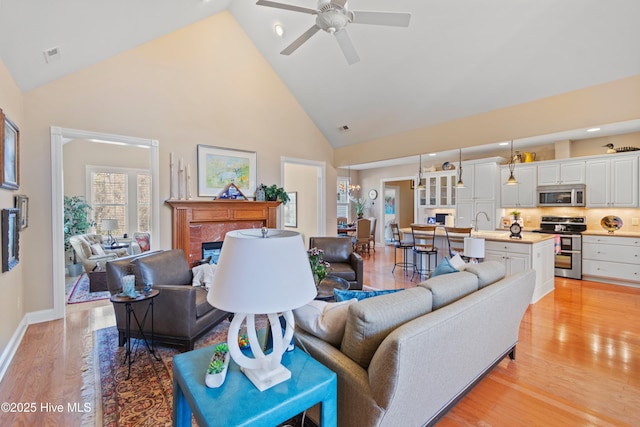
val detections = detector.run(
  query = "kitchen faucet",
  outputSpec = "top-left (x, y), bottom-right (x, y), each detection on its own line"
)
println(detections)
top-left (474, 211), bottom-right (490, 232)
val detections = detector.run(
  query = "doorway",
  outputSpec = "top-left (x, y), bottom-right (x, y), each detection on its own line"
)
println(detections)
top-left (282, 157), bottom-right (326, 247)
top-left (381, 177), bottom-right (415, 243)
top-left (51, 127), bottom-right (160, 320)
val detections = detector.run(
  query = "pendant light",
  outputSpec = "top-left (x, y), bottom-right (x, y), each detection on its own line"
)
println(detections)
top-left (347, 166), bottom-right (360, 193)
top-left (506, 140), bottom-right (518, 185)
top-left (417, 154), bottom-right (424, 189)
top-left (456, 148), bottom-right (465, 188)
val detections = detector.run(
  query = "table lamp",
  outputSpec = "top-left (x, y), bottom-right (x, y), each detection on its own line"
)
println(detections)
top-left (102, 219), bottom-right (119, 246)
top-left (207, 228), bottom-right (316, 391)
top-left (463, 237), bottom-right (485, 263)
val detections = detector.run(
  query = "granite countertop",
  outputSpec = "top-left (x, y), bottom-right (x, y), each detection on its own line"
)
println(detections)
top-left (582, 230), bottom-right (640, 238)
top-left (470, 230), bottom-right (554, 244)
top-left (400, 226), bottom-right (553, 244)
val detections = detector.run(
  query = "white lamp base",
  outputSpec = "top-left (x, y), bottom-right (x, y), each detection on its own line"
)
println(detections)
top-left (241, 364), bottom-right (291, 392)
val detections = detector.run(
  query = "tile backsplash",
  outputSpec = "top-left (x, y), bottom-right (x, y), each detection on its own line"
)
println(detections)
top-left (502, 207), bottom-right (640, 232)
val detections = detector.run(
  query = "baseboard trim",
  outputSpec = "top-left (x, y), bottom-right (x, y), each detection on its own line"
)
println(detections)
top-left (26, 308), bottom-right (58, 325)
top-left (0, 315), bottom-right (28, 383)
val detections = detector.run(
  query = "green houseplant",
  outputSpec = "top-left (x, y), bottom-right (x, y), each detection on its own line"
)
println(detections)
top-left (63, 196), bottom-right (95, 275)
top-left (258, 184), bottom-right (290, 205)
top-left (205, 343), bottom-right (230, 388)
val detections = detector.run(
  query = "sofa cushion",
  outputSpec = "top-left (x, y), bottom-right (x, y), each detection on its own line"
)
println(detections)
top-left (341, 287), bottom-right (433, 369)
top-left (294, 299), bottom-right (357, 347)
top-left (91, 243), bottom-right (105, 256)
top-left (463, 261), bottom-right (506, 288)
top-left (431, 257), bottom-right (458, 277)
top-left (419, 271), bottom-right (479, 309)
top-left (131, 249), bottom-right (192, 287)
top-left (334, 288), bottom-right (402, 302)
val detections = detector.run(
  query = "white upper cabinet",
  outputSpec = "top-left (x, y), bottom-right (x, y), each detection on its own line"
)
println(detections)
top-left (537, 161), bottom-right (585, 185)
top-left (500, 164), bottom-right (536, 208)
top-left (586, 155), bottom-right (638, 208)
top-left (417, 171), bottom-right (456, 208)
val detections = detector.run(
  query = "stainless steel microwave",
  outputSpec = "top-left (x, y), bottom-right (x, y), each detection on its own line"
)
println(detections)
top-left (537, 184), bottom-right (585, 207)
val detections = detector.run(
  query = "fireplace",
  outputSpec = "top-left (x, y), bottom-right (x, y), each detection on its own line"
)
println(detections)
top-left (202, 242), bottom-right (223, 264)
top-left (166, 200), bottom-right (280, 266)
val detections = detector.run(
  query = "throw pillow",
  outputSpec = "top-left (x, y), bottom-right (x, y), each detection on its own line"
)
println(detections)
top-left (135, 234), bottom-right (150, 252)
top-left (90, 243), bottom-right (105, 256)
top-left (431, 257), bottom-right (458, 277)
top-left (448, 254), bottom-right (467, 271)
top-left (334, 288), bottom-right (402, 302)
top-left (293, 299), bottom-right (357, 347)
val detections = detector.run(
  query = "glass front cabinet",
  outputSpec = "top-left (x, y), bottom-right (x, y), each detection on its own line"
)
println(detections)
top-left (417, 171), bottom-right (456, 208)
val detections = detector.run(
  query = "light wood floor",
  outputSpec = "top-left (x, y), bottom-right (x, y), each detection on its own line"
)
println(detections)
top-left (1, 245), bottom-right (639, 426)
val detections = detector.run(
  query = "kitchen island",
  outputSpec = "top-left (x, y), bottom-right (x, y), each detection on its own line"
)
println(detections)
top-left (401, 228), bottom-right (555, 303)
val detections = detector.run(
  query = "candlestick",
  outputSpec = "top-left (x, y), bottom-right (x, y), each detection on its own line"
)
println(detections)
top-left (169, 152), bottom-right (175, 199)
top-left (186, 164), bottom-right (191, 200)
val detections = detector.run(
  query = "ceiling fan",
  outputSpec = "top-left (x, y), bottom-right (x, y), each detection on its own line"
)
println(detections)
top-left (256, 0), bottom-right (411, 65)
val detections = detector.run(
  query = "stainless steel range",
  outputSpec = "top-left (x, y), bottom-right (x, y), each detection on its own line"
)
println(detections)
top-left (532, 216), bottom-right (586, 279)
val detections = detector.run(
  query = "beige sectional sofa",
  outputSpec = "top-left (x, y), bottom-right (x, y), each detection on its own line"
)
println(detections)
top-left (294, 261), bottom-right (535, 427)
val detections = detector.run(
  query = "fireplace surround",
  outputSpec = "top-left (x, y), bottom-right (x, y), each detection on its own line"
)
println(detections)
top-left (166, 200), bottom-right (280, 266)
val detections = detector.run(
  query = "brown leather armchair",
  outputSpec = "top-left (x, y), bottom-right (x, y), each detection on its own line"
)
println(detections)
top-left (309, 237), bottom-right (363, 290)
top-left (106, 249), bottom-right (229, 351)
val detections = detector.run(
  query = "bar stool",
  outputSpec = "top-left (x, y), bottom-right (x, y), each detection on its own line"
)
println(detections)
top-left (391, 223), bottom-right (414, 274)
top-left (445, 227), bottom-right (472, 258)
top-left (411, 224), bottom-right (438, 280)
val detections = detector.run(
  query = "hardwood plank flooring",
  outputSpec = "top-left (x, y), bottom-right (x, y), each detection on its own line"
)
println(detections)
top-left (1, 245), bottom-right (639, 426)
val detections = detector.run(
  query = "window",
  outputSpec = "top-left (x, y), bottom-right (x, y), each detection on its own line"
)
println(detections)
top-left (88, 166), bottom-right (151, 238)
top-left (337, 177), bottom-right (350, 222)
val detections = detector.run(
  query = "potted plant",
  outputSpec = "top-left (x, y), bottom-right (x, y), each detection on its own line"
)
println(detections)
top-left (350, 196), bottom-right (367, 219)
top-left (510, 210), bottom-right (521, 222)
top-left (63, 196), bottom-right (95, 276)
top-left (258, 184), bottom-right (290, 205)
top-left (307, 247), bottom-right (331, 287)
top-left (205, 343), bottom-right (230, 388)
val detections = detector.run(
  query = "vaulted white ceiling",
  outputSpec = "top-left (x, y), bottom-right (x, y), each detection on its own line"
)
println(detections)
top-left (1, 0), bottom-right (639, 150)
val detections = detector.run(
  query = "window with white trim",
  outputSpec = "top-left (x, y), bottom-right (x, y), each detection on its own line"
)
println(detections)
top-left (87, 166), bottom-right (151, 238)
top-left (337, 177), bottom-right (349, 222)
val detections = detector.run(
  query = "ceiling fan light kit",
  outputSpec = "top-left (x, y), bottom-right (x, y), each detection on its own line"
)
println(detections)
top-left (256, 0), bottom-right (411, 64)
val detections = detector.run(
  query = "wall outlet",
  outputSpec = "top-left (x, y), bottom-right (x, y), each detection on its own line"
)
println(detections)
top-left (632, 218), bottom-right (639, 226)
top-left (526, 215), bottom-right (531, 223)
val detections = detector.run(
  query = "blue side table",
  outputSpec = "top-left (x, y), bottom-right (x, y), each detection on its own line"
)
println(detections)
top-left (172, 345), bottom-right (337, 427)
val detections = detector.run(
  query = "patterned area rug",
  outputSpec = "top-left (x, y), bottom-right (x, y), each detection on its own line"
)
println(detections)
top-left (67, 273), bottom-right (111, 304)
top-left (93, 316), bottom-right (308, 426)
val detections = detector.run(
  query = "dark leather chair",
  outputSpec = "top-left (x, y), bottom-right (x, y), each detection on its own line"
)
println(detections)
top-left (106, 249), bottom-right (229, 351)
top-left (309, 237), bottom-right (363, 290)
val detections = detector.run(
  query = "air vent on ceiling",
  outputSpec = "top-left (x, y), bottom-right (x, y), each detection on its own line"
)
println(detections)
top-left (43, 47), bottom-right (61, 64)
top-left (338, 125), bottom-right (350, 132)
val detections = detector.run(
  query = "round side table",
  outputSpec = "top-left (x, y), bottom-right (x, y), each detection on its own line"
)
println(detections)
top-left (110, 289), bottom-right (160, 379)
top-left (315, 275), bottom-right (350, 301)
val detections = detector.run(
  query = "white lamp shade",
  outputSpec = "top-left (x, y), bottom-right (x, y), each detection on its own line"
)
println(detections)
top-left (464, 237), bottom-right (485, 259)
top-left (208, 229), bottom-right (316, 314)
top-left (102, 219), bottom-right (118, 231)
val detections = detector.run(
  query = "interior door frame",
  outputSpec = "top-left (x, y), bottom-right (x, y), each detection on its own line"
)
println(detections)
top-left (281, 157), bottom-right (326, 237)
top-left (50, 127), bottom-right (160, 320)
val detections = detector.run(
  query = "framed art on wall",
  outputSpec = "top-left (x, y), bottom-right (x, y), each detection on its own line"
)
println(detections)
top-left (2, 208), bottom-right (20, 272)
top-left (197, 145), bottom-right (256, 198)
top-left (15, 194), bottom-right (28, 229)
top-left (0, 109), bottom-right (19, 190)
top-left (284, 192), bottom-right (297, 227)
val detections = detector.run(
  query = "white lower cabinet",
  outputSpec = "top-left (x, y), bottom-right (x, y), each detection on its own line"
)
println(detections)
top-left (582, 235), bottom-right (640, 286)
top-left (484, 238), bottom-right (554, 303)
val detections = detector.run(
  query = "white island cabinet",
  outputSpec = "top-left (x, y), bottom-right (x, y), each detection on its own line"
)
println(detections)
top-left (582, 233), bottom-right (640, 287)
top-left (474, 231), bottom-right (555, 303)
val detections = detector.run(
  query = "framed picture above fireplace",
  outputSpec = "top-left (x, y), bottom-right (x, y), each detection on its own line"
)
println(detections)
top-left (197, 145), bottom-right (256, 198)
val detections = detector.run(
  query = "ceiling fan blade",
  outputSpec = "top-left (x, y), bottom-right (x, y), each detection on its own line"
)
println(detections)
top-left (351, 11), bottom-right (411, 27)
top-left (281, 25), bottom-right (321, 55)
top-left (334, 29), bottom-right (360, 65)
top-left (256, 0), bottom-right (318, 15)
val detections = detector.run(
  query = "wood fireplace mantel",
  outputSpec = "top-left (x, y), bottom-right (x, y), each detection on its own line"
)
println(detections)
top-left (165, 199), bottom-right (281, 266)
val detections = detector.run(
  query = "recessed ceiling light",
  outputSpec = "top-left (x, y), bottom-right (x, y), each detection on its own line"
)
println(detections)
top-left (498, 142), bottom-right (509, 146)
top-left (428, 153), bottom-right (436, 156)
top-left (274, 24), bottom-right (284, 37)
top-left (586, 127), bottom-right (601, 132)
